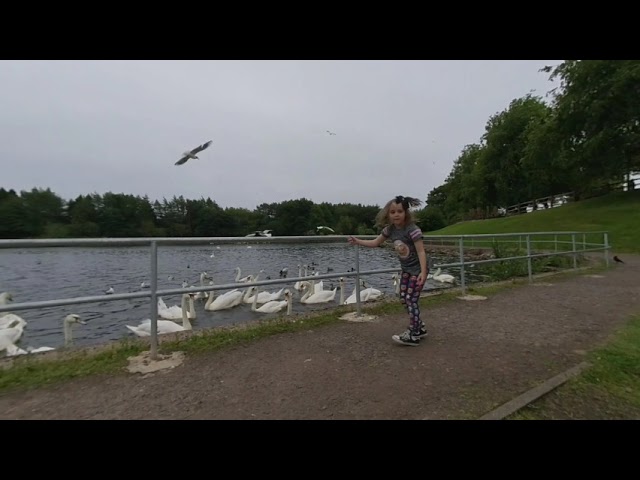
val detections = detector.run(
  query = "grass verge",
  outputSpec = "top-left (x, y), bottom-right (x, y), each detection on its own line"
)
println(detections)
top-left (507, 313), bottom-right (640, 420)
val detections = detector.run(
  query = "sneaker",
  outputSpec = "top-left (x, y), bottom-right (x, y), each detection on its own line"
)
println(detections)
top-left (416, 327), bottom-right (428, 339)
top-left (392, 330), bottom-right (420, 346)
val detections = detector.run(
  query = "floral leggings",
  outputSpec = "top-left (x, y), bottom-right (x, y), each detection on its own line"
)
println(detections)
top-left (399, 271), bottom-right (425, 334)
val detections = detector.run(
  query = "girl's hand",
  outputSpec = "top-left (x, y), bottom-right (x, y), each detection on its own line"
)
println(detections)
top-left (417, 273), bottom-right (426, 285)
top-left (347, 236), bottom-right (358, 246)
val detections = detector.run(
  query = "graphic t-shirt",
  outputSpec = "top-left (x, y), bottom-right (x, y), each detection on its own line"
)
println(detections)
top-left (381, 223), bottom-right (423, 276)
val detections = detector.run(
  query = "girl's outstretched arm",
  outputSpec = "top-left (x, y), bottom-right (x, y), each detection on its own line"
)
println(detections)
top-left (348, 234), bottom-right (386, 248)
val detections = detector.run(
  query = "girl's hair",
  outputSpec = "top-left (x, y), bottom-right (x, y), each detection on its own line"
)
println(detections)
top-left (374, 195), bottom-right (423, 228)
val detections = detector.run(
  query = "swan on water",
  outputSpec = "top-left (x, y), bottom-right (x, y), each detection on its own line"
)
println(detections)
top-left (126, 294), bottom-right (194, 337)
top-left (251, 288), bottom-right (292, 314)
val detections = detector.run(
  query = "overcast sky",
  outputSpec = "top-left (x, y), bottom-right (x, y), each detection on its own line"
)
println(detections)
top-left (0, 60), bottom-right (562, 210)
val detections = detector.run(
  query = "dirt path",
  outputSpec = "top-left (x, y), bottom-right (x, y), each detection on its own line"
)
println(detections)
top-left (1, 256), bottom-right (638, 420)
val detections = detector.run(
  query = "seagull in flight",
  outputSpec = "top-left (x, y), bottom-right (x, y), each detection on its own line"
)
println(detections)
top-left (326, 130), bottom-right (336, 136)
top-left (175, 140), bottom-right (213, 166)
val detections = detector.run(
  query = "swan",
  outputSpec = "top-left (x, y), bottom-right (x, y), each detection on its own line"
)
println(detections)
top-left (312, 272), bottom-right (324, 294)
top-left (293, 264), bottom-right (304, 292)
top-left (0, 312), bottom-right (27, 330)
top-left (0, 317), bottom-right (26, 345)
top-left (126, 294), bottom-right (194, 337)
top-left (204, 286), bottom-right (253, 311)
top-left (234, 267), bottom-right (253, 283)
top-left (344, 280), bottom-right (366, 304)
top-left (432, 268), bottom-right (456, 284)
top-left (251, 288), bottom-right (292, 314)
top-left (360, 280), bottom-right (383, 301)
top-left (392, 274), bottom-right (400, 295)
top-left (61, 313), bottom-right (87, 347)
top-left (0, 292), bottom-right (13, 307)
top-left (158, 293), bottom-right (197, 320)
top-left (0, 292), bottom-right (13, 318)
top-left (194, 272), bottom-right (212, 300)
top-left (245, 287), bottom-right (285, 305)
top-left (1, 313), bottom-right (86, 356)
top-left (300, 280), bottom-right (338, 304)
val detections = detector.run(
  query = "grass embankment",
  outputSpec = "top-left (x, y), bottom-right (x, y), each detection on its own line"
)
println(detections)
top-left (428, 190), bottom-right (640, 254)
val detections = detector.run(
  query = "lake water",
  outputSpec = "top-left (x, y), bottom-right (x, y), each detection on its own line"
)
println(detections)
top-left (0, 242), bottom-right (466, 351)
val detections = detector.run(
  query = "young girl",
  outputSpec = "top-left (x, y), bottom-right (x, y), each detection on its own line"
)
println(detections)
top-left (348, 195), bottom-right (429, 346)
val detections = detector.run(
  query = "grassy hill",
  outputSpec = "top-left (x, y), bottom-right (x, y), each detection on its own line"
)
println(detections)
top-left (427, 190), bottom-right (640, 254)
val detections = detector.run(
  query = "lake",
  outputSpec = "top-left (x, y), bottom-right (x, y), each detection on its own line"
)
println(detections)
top-left (0, 242), bottom-right (468, 351)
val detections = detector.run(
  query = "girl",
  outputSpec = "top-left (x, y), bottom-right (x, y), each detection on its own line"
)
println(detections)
top-left (348, 195), bottom-right (429, 346)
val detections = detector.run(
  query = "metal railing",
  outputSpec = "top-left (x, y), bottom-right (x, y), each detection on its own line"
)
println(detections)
top-left (0, 231), bottom-right (611, 360)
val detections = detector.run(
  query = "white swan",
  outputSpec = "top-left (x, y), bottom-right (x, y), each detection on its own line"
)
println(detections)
top-left (0, 316), bottom-right (26, 345)
top-left (360, 280), bottom-right (383, 301)
top-left (234, 267), bottom-right (253, 283)
top-left (126, 294), bottom-right (194, 337)
top-left (392, 274), bottom-right (400, 295)
top-left (300, 280), bottom-right (338, 304)
top-left (0, 313), bottom-right (85, 356)
top-left (0, 292), bottom-right (13, 316)
top-left (62, 313), bottom-right (87, 347)
top-left (251, 288), bottom-right (292, 314)
top-left (247, 288), bottom-right (285, 305)
top-left (293, 264), bottom-right (304, 292)
top-left (0, 312), bottom-right (27, 330)
top-left (312, 272), bottom-right (324, 294)
top-left (204, 286), bottom-right (253, 311)
top-left (344, 280), bottom-right (366, 304)
top-left (158, 293), bottom-right (197, 320)
top-left (432, 268), bottom-right (456, 284)
top-left (194, 272), bottom-right (212, 300)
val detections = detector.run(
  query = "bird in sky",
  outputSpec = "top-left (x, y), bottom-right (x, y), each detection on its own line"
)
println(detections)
top-left (175, 140), bottom-right (213, 165)
top-left (326, 130), bottom-right (336, 136)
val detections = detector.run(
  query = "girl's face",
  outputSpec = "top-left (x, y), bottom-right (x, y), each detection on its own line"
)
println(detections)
top-left (389, 202), bottom-right (406, 227)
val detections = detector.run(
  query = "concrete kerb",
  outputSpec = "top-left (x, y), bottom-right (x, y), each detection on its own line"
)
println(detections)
top-left (476, 361), bottom-right (591, 420)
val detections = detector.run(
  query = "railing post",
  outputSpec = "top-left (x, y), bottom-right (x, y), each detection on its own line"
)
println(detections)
top-left (571, 234), bottom-right (577, 269)
top-left (150, 240), bottom-right (159, 360)
top-left (459, 237), bottom-right (466, 295)
top-left (554, 234), bottom-right (558, 252)
top-left (604, 232), bottom-right (610, 267)
top-left (526, 234), bottom-right (532, 283)
top-left (582, 233), bottom-right (586, 250)
top-left (355, 244), bottom-right (362, 316)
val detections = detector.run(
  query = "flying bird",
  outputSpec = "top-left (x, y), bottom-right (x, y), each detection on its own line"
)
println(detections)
top-left (175, 140), bottom-right (213, 166)
top-left (326, 130), bottom-right (336, 136)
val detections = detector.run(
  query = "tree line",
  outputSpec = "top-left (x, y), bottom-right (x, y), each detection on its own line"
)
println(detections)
top-left (423, 60), bottom-right (640, 228)
top-left (0, 188), bottom-right (383, 239)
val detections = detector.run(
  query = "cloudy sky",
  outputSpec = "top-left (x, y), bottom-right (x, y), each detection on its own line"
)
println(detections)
top-left (0, 60), bottom-right (562, 210)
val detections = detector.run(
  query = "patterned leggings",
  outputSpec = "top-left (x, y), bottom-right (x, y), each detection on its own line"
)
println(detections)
top-left (399, 271), bottom-right (425, 334)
